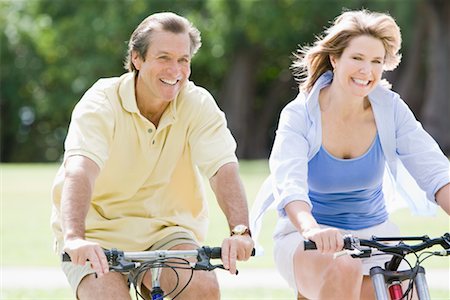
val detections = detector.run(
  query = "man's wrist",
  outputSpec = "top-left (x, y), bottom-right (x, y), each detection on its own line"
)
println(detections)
top-left (230, 224), bottom-right (252, 237)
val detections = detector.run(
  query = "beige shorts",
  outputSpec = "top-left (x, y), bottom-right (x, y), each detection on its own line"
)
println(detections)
top-left (273, 220), bottom-right (408, 292)
top-left (61, 231), bottom-right (198, 296)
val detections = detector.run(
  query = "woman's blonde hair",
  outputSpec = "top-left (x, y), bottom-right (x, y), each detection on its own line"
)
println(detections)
top-left (292, 9), bottom-right (402, 92)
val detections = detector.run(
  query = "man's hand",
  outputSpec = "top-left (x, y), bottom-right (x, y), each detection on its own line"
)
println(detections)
top-left (63, 238), bottom-right (109, 277)
top-left (220, 235), bottom-right (254, 274)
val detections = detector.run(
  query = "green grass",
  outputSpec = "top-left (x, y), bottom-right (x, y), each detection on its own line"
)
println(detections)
top-left (1, 162), bottom-right (449, 299)
top-left (1, 164), bottom-right (60, 267)
top-left (0, 288), bottom-right (296, 300)
top-left (1, 287), bottom-right (449, 300)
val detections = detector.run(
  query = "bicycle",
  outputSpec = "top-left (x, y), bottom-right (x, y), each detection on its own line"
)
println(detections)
top-left (62, 246), bottom-right (254, 300)
top-left (304, 233), bottom-right (450, 300)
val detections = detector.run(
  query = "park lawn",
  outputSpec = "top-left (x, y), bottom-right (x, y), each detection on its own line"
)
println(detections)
top-left (1, 161), bottom-right (274, 268)
top-left (1, 162), bottom-right (449, 299)
top-left (1, 161), bottom-right (449, 268)
top-left (0, 287), bottom-right (297, 300)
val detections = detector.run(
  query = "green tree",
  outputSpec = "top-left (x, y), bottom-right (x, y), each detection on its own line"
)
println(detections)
top-left (0, 0), bottom-right (207, 161)
top-left (1, 0), bottom-right (448, 162)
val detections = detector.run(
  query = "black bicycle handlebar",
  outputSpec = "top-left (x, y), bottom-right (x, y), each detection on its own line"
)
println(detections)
top-left (304, 232), bottom-right (450, 256)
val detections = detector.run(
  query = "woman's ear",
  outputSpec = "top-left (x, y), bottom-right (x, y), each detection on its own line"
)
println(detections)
top-left (329, 55), bottom-right (337, 70)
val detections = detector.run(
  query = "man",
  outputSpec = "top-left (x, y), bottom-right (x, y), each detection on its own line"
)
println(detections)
top-left (51, 12), bottom-right (254, 299)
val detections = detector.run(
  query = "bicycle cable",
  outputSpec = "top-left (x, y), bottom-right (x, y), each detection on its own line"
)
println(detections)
top-left (129, 257), bottom-right (185, 299)
top-left (129, 256), bottom-right (196, 300)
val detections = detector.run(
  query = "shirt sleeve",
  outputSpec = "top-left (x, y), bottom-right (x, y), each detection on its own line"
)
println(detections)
top-left (64, 82), bottom-right (115, 169)
top-left (189, 91), bottom-right (237, 179)
top-left (269, 97), bottom-right (312, 216)
top-left (394, 97), bottom-right (450, 202)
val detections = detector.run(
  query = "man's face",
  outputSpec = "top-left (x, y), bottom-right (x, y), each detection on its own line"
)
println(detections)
top-left (133, 29), bottom-right (191, 103)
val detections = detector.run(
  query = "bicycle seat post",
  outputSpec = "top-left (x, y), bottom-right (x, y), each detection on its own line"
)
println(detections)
top-left (151, 267), bottom-right (164, 300)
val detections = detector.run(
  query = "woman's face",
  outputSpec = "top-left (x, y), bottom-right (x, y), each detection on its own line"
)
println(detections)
top-left (330, 35), bottom-right (385, 98)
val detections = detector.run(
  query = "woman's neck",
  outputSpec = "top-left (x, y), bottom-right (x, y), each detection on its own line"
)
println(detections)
top-left (321, 84), bottom-right (370, 118)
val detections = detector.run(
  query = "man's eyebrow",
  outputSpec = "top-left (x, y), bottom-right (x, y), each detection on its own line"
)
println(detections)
top-left (154, 50), bottom-right (190, 58)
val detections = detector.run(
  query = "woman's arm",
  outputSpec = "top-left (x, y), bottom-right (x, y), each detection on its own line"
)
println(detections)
top-left (436, 183), bottom-right (450, 215)
top-left (285, 201), bottom-right (343, 253)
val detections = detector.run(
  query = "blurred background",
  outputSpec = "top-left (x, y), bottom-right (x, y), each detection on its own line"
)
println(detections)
top-left (1, 0), bottom-right (449, 163)
top-left (1, 1), bottom-right (449, 298)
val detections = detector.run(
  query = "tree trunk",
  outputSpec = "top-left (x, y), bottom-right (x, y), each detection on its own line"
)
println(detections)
top-left (394, 0), bottom-right (428, 117)
top-left (422, 0), bottom-right (450, 154)
top-left (218, 49), bottom-right (259, 158)
top-left (247, 70), bottom-right (296, 158)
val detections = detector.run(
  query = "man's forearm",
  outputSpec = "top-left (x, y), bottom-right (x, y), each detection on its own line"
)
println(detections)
top-left (61, 175), bottom-right (91, 241)
top-left (210, 162), bottom-right (249, 230)
top-left (61, 156), bottom-right (99, 241)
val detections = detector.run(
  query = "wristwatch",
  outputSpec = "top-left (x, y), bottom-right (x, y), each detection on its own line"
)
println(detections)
top-left (231, 224), bottom-right (252, 237)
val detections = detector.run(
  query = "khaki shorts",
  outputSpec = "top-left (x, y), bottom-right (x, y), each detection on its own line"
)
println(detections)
top-left (61, 231), bottom-right (198, 296)
top-left (273, 220), bottom-right (409, 292)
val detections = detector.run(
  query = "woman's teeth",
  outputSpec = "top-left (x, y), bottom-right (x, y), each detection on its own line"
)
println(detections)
top-left (353, 78), bottom-right (369, 85)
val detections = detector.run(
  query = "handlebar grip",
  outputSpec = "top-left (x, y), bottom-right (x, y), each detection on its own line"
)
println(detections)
top-left (304, 240), bottom-right (317, 250)
top-left (62, 252), bottom-right (71, 262)
top-left (204, 247), bottom-right (257, 259)
top-left (209, 247), bottom-right (222, 259)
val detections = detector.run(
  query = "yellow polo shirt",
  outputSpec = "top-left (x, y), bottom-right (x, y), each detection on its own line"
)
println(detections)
top-left (51, 73), bottom-right (237, 252)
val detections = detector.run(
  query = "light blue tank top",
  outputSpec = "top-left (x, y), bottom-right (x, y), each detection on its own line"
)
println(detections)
top-left (307, 133), bottom-right (388, 230)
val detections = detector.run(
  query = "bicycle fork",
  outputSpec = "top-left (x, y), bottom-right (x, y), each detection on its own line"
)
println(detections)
top-left (151, 267), bottom-right (164, 300)
top-left (370, 266), bottom-right (430, 300)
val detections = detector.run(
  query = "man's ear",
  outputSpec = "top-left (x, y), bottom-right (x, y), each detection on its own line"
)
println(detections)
top-left (132, 51), bottom-right (142, 71)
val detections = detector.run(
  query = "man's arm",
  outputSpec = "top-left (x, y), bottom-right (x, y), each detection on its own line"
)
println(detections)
top-left (61, 155), bottom-right (109, 276)
top-left (209, 162), bottom-right (254, 274)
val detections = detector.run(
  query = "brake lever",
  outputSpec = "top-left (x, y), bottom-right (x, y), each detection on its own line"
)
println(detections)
top-left (333, 249), bottom-right (363, 259)
top-left (109, 258), bottom-right (139, 272)
top-left (193, 262), bottom-right (240, 275)
top-left (333, 248), bottom-right (372, 259)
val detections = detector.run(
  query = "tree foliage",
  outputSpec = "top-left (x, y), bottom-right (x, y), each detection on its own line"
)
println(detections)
top-left (1, 0), bottom-right (448, 162)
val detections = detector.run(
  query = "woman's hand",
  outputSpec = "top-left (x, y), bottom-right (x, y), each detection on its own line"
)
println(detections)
top-left (302, 227), bottom-right (344, 254)
top-left (285, 200), bottom-right (344, 253)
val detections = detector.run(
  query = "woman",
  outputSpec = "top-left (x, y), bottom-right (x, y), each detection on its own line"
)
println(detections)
top-left (251, 9), bottom-right (450, 300)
